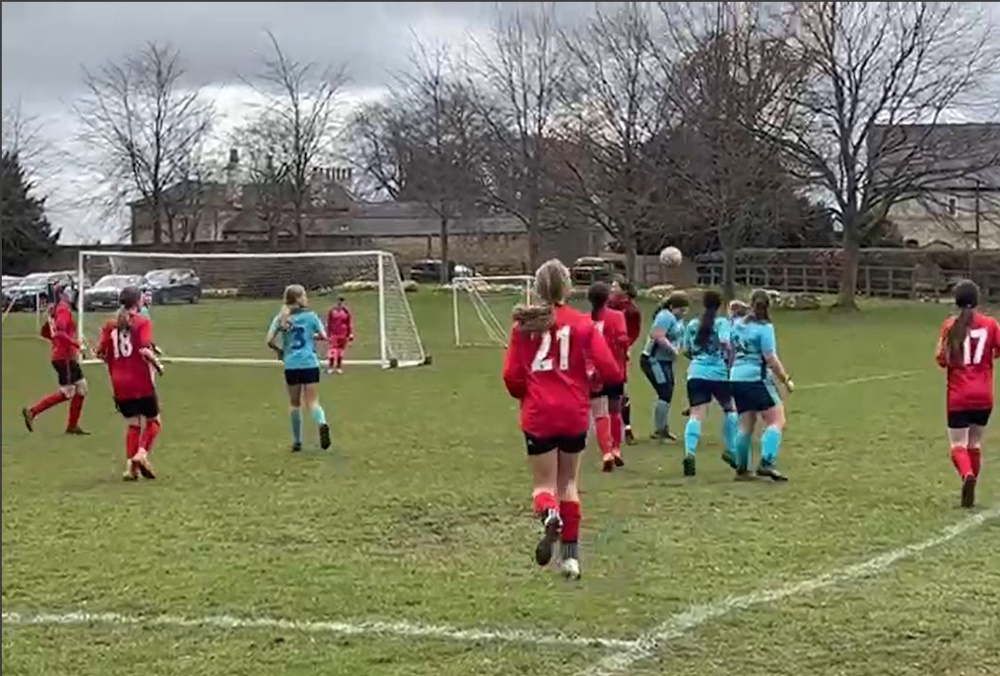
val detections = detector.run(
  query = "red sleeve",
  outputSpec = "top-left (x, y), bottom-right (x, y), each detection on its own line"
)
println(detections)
top-left (502, 326), bottom-right (528, 399)
top-left (135, 317), bottom-right (153, 349)
top-left (936, 319), bottom-right (951, 368)
top-left (589, 323), bottom-right (622, 384)
top-left (626, 305), bottom-right (642, 346)
top-left (96, 323), bottom-right (112, 361)
top-left (346, 308), bottom-right (354, 335)
top-left (993, 319), bottom-right (1000, 360)
top-left (614, 313), bottom-right (630, 350)
top-left (326, 309), bottom-right (335, 335)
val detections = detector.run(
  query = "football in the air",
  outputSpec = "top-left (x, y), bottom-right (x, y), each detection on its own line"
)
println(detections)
top-left (659, 246), bottom-right (683, 267)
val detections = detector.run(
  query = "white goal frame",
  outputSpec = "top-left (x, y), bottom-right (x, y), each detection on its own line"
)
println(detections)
top-left (452, 275), bottom-right (533, 348)
top-left (76, 249), bottom-right (427, 369)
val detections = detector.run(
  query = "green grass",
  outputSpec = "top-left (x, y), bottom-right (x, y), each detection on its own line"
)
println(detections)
top-left (2, 293), bottom-right (997, 676)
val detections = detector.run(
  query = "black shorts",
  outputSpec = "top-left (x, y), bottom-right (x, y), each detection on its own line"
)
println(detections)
top-left (947, 409), bottom-right (992, 429)
top-left (687, 378), bottom-right (733, 410)
top-left (284, 367), bottom-right (320, 385)
top-left (524, 432), bottom-right (588, 456)
top-left (731, 381), bottom-right (780, 414)
top-left (590, 382), bottom-right (625, 400)
top-left (115, 395), bottom-right (160, 420)
top-left (52, 359), bottom-right (84, 386)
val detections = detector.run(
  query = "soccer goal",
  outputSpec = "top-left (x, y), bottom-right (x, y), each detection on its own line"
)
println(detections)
top-left (452, 275), bottom-right (533, 347)
top-left (76, 249), bottom-right (427, 368)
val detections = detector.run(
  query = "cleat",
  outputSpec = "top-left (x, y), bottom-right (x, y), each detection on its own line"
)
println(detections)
top-left (721, 451), bottom-right (738, 469)
top-left (559, 557), bottom-right (581, 581)
top-left (319, 424), bottom-right (331, 450)
top-left (133, 450), bottom-right (156, 479)
top-left (683, 454), bottom-right (696, 477)
top-left (734, 466), bottom-right (753, 481)
top-left (681, 408), bottom-right (691, 417)
top-left (21, 408), bottom-right (34, 433)
top-left (756, 461), bottom-right (788, 482)
top-left (613, 451), bottom-right (625, 468)
top-left (534, 509), bottom-right (562, 567)
top-left (601, 453), bottom-right (615, 473)
top-left (326, 368), bottom-right (334, 375)
top-left (122, 472), bottom-right (139, 482)
top-left (664, 430), bottom-right (678, 442)
top-left (336, 368), bottom-right (344, 375)
top-left (291, 442), bottom-right (302, 453)
top-left (624, 428), bottom-right (635, 445)
top-left (65, 427), bottom-right (90, 436)
top-left (961, 475), bottom-right (977, 508)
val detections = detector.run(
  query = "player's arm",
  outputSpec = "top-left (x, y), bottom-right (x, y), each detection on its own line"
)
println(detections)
top-left (313, 313), bottom-right (328, 342)
top-left (94, 324), bottom-right (112, 361)
top-left (501, 326), bottom-right (528, 399)
top-left (650, 313), bottom-right (680, 356)
top-left (717, 318), bottom-right (733, 362)
top-left (761, 325), bottom-right (793, 390)
top-left (135, 319), bottom-right (164, 374)
top-left (589, 324), bottom-right (623, 385)
top-left (346, 307), bottom-right (354, 340)
top-left (326, 309), bottom-right (336, 339)
top-left (934, 320), bottom-right (950, 368)
top-left (625, 305), bottom-right (642, 346)
top-left (265, 316), bottom-right (284, 359)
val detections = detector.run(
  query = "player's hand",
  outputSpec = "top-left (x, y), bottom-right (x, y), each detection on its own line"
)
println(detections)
top-left (153, 345), bottom-right (164, 356)
top-left (151, 359), bottom-right (164, 376)
top-left (785, 379), bottom-right (795, 394)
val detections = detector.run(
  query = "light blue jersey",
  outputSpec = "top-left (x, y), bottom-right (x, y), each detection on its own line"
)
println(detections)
top-left (268, 309), bottom-right (324, 370)
top-left (139, 306), bottom-right (151, 318)
top-left (685, 316), bottom-right (731, 381)
top-left (643, 309), bottom-right (684, 361)
top-left (729, 318), bottom-right (777, 382)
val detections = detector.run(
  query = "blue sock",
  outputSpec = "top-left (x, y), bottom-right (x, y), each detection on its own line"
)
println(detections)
top-left (654, 400), bottom-right (670, 432)
top-left (734, 429), bottom-right (752, 467)
top-left (723, 412), bottom-right (739, 453)
top-left (290, 408), bottom-right (303, 445)
top-left (684, 418), bottom-right (702, 456)
top-left (761, 425), bottom-right (783, 464)
top-left (310, 404), bottom-right (327, 426)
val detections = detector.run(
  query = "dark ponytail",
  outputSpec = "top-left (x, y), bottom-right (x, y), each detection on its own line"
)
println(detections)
top-left (588, 281), bottom-right (611, 320)
top-left (947, 280), bottom-right (980, 362)
top-left (696, 290), bottom-right (722, 350)
top-left (749, 289), bottom-right (771, 323)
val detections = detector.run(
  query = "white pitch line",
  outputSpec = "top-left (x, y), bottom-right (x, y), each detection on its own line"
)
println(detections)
top-left (580, 504), bottom-right (1000, 676)
top-left (795, 369), bottom-right (921, 391)
top-left (0, 610), bottom-right (640, 651)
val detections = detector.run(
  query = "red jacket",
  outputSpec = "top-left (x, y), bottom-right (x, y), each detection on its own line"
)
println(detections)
top-left (327, 306), bottom-right (353, 338)
top-left (502, 304), bottom-right (621, 438)
top-left (936, 311), bottom-right (1000, 411)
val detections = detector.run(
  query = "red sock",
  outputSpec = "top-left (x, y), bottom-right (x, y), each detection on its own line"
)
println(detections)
top-left (532, 491), bottom-right (557, 516)
top-left (126, 425), bottom-right (141, 459)
top-left (595, 416), bottom-right (612, 455)
top-left (968, 448), bottom-right (982, 477)
top-left (559, 500), bottom-right (581, 543)
top-left (31, 392), bottom-right (67, 417)
top-left (67, 395), bottom-right (85, 430)
top-left (950, 446), bottom-right (973, 478)
top-left (610, 412), bottom-right (623, 450)
top-left (141, 419), bottom-right (161, 452)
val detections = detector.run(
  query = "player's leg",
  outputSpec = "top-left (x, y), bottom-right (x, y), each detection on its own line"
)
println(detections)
top-left (130, 397), bottom-right (161, 479)
top-left (286, 373), bottom-right (305, 452)
top-left (621, 389), bottom-right (635, 444)
top-left (641, 356), bottom-right (675, 440)
top-left (608, 392), bottom-right (625, 466)
top-left (327, 345), bottom-right (337, 374)
top-left (756, 382), bottom-right (788, 481)
top-left (118, 399), bottom-right (143, 481)
top-left (22, 361), bottom-right (74, 432)
top-left (946, 411), bottom-right (976, 507)
top-left (716, 384), bottom-right (739, 469)
top-left (65, 362), bottom-right (89, 435)
top-left (526, 434), bottom-right (561, 566)
top-left (591, 395), bottom-right (614, 472)
top-left (556, 435), bottom-right (586, 580)
top-left (683, 379), bottom-right (713, 476)
top-left (967, 411), bottom-right (990, 478)
top-left (336, 338), bottom-right (346, 372)
top-left (302, 374), bottom-right (331, 450)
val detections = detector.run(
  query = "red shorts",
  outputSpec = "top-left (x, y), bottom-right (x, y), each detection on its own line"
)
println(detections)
top-left (328, 336), bottom-right (349, 351)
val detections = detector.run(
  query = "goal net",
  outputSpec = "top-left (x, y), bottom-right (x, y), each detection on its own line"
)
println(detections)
top-left (76, 250), bottom-right (426, 368)
top-left (452, 275), bottom-right (532, 347)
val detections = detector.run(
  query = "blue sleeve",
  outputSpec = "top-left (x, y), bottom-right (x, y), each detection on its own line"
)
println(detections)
top-left (759, 324), bottom-right (777, 355)
top-left (653, 311), bottom-right (674, 333)
top-left (267, 315), bottom-right (281, 340)
top-left (716, 317), bottom-right (731, 343)
top-left (312, 312), bottom-right (324, 335)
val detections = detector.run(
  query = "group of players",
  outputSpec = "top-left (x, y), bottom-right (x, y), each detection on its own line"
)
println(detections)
top-left (502, 259), bottom-right (997, 580)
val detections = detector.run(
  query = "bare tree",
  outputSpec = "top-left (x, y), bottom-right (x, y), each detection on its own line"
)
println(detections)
top-left (758, 2), bottom-right (1000, 308)
top-left (469, 3), bottom-right (566, 270)
top-left (557, 2), bottom-right (667, 278)
top-left (2, 103), bottom-right (51, 181)
top-left (74, 42), bottom-right (214, 244)
top-left (239, 30), bottom-right (347, 249)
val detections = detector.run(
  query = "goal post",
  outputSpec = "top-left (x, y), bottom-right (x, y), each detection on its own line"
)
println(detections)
top-left (76, 249), bottom-right (427, 369)
top-left (452, 275), bottom-right (533, 348)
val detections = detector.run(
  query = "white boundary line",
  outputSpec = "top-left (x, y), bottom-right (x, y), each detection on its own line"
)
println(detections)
top-left (795, 369), bottom-right (921, 391)
top-left (579, 504), bottom-right (1000, 676)
top-left (0, 610), bottom-right (640, 651)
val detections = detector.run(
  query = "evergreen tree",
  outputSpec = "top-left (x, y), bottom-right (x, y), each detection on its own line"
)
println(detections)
top-left (1, 151), bottom-right (58, 274)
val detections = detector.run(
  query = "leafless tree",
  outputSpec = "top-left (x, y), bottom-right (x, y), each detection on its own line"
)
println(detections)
top-left (557, 2), bottom-right (668, 278)
top-left (74, 42), bottom-right (214, 244)
top-left (239, 30), bottom-right (347, 249)
top-left (2, 103), bottom-right (51, 181)
top-left (468, 3), bottom-right (567, 270)
top-left (758, 2), bottom-right (1000, 308)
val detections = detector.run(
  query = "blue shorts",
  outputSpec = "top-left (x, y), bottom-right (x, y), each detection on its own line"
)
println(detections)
top-left (686, 378), bottom-right (733, 410)
top-left (284, 367), bottom-right (320, 386)
top-left (731, 380), bottom-right (780, 414)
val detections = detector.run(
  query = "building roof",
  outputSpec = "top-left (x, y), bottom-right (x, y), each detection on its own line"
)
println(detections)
top-left (868, 123), bottom-right (1000, 191)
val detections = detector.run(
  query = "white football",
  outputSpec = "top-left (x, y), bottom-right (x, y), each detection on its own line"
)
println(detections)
top-left (659, 246), bottom-right (683, 267)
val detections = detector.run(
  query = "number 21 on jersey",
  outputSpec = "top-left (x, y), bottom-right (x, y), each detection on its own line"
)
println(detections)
top-left (531, 325), bottom-right (571, 372)
top-left (963, 328), bottom-right (988, 365)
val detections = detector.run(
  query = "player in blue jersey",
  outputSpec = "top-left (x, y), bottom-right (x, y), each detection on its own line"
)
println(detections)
top-left (266, 284), bottom-right (332, 452)
top-left (729, 289), bottom-right (794, 480)
top-left (639, 293), bottom-right (688, 440)
top-left (681, 290), bottom-right (739, 476)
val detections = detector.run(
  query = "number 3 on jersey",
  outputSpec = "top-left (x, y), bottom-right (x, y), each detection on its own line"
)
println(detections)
top-left (111, 328), bottom-right (133, 359)
top-left (963, 328), bottom-right (988, 365)
top-left (531, 325), bottom-right (571, 372)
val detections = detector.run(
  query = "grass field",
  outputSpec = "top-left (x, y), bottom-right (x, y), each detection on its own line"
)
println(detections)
top-left (2, 291), bottom-right (998, 676)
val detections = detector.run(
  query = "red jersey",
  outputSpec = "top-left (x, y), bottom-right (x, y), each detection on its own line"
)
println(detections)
top-left (593, 306), bottom-right (629, 383)
top-left (96, 313), bottom-right (157, 400)
top-left (42, 301), bottom-right (81, 361)
top-left (935, 311), bottom-right (1000, 411)
top-left (327, 306), bottom-right (353, 338)
top-left (608, 294), bottom-right (642, 346)
top-left (502, 305), bottom-right (622, 438)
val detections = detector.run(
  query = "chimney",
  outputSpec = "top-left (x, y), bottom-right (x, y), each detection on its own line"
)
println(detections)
top-left (227, 148), bottom-right (239, 167)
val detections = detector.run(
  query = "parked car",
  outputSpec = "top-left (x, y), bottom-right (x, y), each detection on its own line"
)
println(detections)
top-left (4, 271), bottom-right (81, 311)
top-left (84, 274), bottom-right (149, 311)
top-left (144, 268), bottom-right (202, 304)
top-left (409, 259), bottom-right (476, 283)
top-left (570, 257), bottom-right (627, 286)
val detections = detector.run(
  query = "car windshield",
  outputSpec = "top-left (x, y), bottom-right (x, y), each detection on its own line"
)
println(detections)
top-left (19, 273), bottom-right (51, 286)
top-left (146, 270), bottom-right (174, 283)
top-left (94, 275), bottom-right (134, 289)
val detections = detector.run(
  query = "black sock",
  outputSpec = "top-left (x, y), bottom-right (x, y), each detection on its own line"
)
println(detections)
top-left (561, 542), bottom-right (579, 560)
top-left (622, 397), bottom-right (631, 427)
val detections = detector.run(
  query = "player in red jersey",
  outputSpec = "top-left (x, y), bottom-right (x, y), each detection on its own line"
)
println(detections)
top-left (935, 280), bottom-right (1000, 508)
top-left (326, 296), bottom-right (354, 374)
top-left (502, 260), bottom-right (621, 580)
top-left (588, 281), bottom-right (630, 471)
top-left (95, 287), bottom-right (165, 480)
top-left (608, 280), bottom-right (642, 444)
top-left (22, 286), bottom-right (89, 435)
